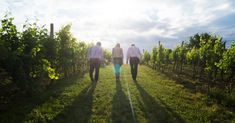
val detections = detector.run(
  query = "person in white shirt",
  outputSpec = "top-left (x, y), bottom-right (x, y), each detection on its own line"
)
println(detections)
top-left (87, 42), bottom-right (103, 83)
top-left (126, 44), bottom-right (141, 82)
top-left (112, 43), bottom-right (123, 82)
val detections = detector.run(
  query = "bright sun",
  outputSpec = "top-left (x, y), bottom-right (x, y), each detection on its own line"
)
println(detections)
top-left (86, 0), bottom-right (143, 49)
top-left (95, 0), bottom-right (141, 22)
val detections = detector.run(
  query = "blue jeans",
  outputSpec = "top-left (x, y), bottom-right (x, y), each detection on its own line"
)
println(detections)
top-left (114, 64), bottom-right (121, 75)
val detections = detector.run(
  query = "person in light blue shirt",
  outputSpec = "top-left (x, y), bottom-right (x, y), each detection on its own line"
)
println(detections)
top-left (87, 42), bottom-right (103, 83)
top-left (126, 44), bottom-right (141, 82)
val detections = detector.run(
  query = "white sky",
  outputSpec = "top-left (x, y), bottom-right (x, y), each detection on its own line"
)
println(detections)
top-left (1, 0), bottom-right (235, 52)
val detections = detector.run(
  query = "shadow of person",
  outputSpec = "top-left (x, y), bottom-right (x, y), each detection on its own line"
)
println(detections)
top-left (110, 81), bottom-right (134, 123)
top-left (50, 82), bottom-right (97, 123)
top-left (164, 72), bottom-right (197, 94)
top-left (133, 82), bottom-right (185, 123)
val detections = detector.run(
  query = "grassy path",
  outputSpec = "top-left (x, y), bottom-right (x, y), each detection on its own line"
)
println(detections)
top-left (1, 65), bottom-right (235, 123)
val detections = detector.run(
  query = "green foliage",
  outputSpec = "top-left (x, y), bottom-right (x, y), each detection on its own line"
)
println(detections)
top-left (0, 15), bottom-right (89, 94)
top-left (149, 42), bottom-right (169, 70)
top-left (216, 42), bottom-right (235, 73)
top-left (209, 87), bottom-right (235, 107)
top-left (186, 47), bottom-right (199, 63)
top-left (199, 35), bottom-right (222, 74)
top-left (188, 33), bottom-right (200, 48)
top-left (142, 50), bottom-right (151, 65)
top-left (41, 59), bottom-right (59, 80)
top-left (103, 49), bottom-right (112, 65)
top-left (0, 14), bottom-right (235, 122)
top-left (163, 48), bottom-right (172, 64)
top-left (147, 32), bottom-right (235, 109)
top-left (156, 42), bottom-right (164, 67)
top-left (216, 42), bottom-right (235, 81)
top-left (56, 24), bottom-right (89, 78)
top-left (150, 47), bottom-right (158, 69)
top-left (0, 15), bottom-right (26, 88)
top-left (172, 46), bottom-right (181, 62)
top-left (172, 45), bottom-right (181, 71)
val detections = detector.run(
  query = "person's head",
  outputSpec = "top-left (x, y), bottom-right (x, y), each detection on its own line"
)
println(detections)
top-left (116, 43), bottom-right (120, 48)
top-left (96, 42), bottom-right (101, 46)
top-left (131, 44), bottom-right (135, 47)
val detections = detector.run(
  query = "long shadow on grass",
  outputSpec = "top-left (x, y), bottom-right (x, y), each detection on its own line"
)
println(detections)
top-left (50, 82), bottom-right (96, 123)
top-left (164, 71), bottom-right (198, 94)
top-left (111, 81), bottom-right (134, 123)
top-left (146, 67), bottom-right (198, 94)
top-left (0, 76), bottom-right (83, 123)
top-left (134, 82), bottom-right (185, 123)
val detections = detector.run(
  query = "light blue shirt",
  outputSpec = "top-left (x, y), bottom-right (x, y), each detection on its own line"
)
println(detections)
top-left (87, 45), bottom-right (104, 61)
top-left (126, 46), bottom-right (141, 61)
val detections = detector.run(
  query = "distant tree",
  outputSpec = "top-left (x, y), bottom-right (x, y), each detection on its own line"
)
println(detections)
top-left (157, 41), bottom-right (164, 71)
top-left (0, 15), bottom-right (26, 88)
top-left (103, 49), bottom-right (112, 65)
top-left (56, 24), bottom-right (74, 78)
top-left (172, 46), bottom-right (180, 72)
top-left (164, 48), bottom-right (172, 72)
top-left (142, 50), bottom-right (151, 65)
top-left (151, 46), bottom-right (158, 69)
top-left (216, 42), bottom-right (235, 92)
top-left (188, 33), bottom-right (200, 48)
top-left (186, 47), bottom-right (199, 78)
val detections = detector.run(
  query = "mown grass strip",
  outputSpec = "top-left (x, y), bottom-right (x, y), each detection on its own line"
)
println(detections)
top-left (124, 71), bottom-right (137, 123)
top-left (1, 65), bottom-right (234, 123)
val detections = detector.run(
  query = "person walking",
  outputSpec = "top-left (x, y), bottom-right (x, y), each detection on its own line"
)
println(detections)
top-left (126, 44), bottom-right (141, 82)
top-left (112, 43), bottom-right (124, 82)
top-left (87, 42), bottom-right (103, 83)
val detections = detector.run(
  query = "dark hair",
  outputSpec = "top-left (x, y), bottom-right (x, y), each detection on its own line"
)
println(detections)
top-left (131, 44), bottom-right (135, 46)
top-left (116, 43), bottom-right (120, 47)
top-left (97, 42), bottom-right (101, 46)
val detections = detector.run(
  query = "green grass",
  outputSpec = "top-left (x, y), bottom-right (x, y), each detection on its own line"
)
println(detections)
top-left (1, 65), bottom-right (235, 123)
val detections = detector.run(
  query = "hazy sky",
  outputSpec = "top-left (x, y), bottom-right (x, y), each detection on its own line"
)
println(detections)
top-left (1, 0), bottom-right (235, 52)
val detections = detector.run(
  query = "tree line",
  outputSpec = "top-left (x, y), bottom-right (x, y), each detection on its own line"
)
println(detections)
top-left (142, 33), bottom-right (235, 93)
top-left (0, 15), bottom-right (111, 98)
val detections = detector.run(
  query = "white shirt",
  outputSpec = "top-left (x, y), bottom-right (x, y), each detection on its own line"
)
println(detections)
top-left (126, 46), bottom-right (141, 61)
top-left (87, 45), bottom-right (103, 60)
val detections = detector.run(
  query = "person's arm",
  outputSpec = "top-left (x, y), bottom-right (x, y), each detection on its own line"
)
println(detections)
top-left (138, 48), bottom-right (142, 58)
top-left (121, 48), bottom-right (124, 59)
top-left (112, 48), bottom-right (115, 59)
top-left (138, 48), bottom-right (142, 64)
top-left (112, 48), bottom-right (114, 58)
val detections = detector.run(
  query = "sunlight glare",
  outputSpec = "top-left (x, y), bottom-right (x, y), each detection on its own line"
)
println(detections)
top-left (95, 0), bottom-right (141, 22)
